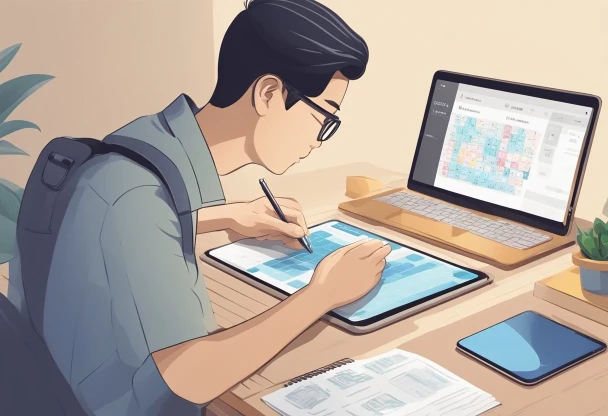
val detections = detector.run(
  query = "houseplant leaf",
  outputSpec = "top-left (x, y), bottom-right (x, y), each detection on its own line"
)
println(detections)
top-left (0, 43), bottom-right (21, 74)
top-left (0, 181), bottom-right (21, 222)
top-left (579, 242), bottom-right (593, 260)
top-left (0, 140), bottom-right (28, 155)
top-left (593, 218), bottom-right (607, 237)
top-left (600, 233), bottom-right (608, 260)
top-left (577, 233), bottom-right (585, 251)
top-left (576, 225), bottom-right (585, 237)
top-left (0, 120), bottom-right (39, 139)
top-left (0, 212), bottom-right (16, 264)
top-left (581, 235), bottom-right (600, 260)
top-left (600, 243), bottom-right (608, 260)
top-left (0, 178), bottom-right (22, 201)
top-left (0, 74), bottom-right (54, 123)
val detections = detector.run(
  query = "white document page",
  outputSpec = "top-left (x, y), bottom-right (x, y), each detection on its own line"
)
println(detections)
top-left (262, 349), bottom-right (500, 416)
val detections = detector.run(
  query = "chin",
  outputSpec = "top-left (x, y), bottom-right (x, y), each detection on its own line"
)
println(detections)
top-left (262, 160), bottom-right (294, 175)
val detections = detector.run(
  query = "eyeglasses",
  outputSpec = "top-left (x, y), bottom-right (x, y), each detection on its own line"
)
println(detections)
top-left (284, 83), bottom-right (341, 141)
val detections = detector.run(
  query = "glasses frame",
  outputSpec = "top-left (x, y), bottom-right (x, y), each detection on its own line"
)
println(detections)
top-left (284, 83), bottom-right (341, 141)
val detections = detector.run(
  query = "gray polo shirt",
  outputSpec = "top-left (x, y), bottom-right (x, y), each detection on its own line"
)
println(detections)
top-left (8, 94), bottom-right (225, 415)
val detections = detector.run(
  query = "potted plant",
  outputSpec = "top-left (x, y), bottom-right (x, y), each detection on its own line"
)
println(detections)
top-left (0, 43), bottom-right (54, 264)
top-left (573, 218), bottom-right (608, 294)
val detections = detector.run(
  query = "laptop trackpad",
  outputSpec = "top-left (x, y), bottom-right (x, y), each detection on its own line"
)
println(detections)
top-left (387, 211), bottom-right (468, 238)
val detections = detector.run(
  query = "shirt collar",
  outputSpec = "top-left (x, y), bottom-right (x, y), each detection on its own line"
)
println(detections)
top-left (161, 94), bottom-right (225, 210)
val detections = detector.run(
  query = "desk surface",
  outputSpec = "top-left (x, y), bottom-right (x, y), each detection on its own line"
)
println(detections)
top-left (197, 164), bottom-right (603, 416)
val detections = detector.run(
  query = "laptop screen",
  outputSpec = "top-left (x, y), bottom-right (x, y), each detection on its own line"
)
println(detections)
top-left (411, 79), bottom-right (594, 224)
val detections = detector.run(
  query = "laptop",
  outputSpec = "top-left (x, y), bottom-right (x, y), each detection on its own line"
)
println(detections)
top-left (339, 70), bottom-right (601, 269)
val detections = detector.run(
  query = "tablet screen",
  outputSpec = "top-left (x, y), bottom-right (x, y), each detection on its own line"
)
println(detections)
top-left (207, 220), bottom-right (485, 325)
top-left (457, 311), bottom-right (606, 384)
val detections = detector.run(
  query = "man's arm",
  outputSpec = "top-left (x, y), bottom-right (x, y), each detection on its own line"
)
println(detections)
top-left (196, 203), bottom-right (242, 234)
top-left (152, 285), bottom-right (325, 404)
top-left (101, 185), bottom-right (327, 407)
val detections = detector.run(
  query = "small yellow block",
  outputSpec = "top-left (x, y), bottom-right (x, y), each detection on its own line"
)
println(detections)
top-left (345, 176), bottom-right (382, 199)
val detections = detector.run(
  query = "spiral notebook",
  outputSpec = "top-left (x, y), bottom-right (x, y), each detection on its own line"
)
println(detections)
top-left (262, 349), bottom-right (499, 416)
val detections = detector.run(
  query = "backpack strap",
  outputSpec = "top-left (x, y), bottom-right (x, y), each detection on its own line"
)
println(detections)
top-left (17, 136), bottom-right (189, 337)
top-left (18, 137), bottom-right (103, 336)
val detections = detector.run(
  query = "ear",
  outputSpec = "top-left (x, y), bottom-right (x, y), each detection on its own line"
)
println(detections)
top-left (252, 75), bottom-right (283, 117)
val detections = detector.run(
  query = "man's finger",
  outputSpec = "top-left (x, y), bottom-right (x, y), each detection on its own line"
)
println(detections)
top-left (350, 238), bottom-right (384, 258)
top-left (285, 240), bottom-right (305, 250)
top-left (261, 218), bottom-right (305, 239)
top-left (375, 257), bottom-right (387, 272)
top-left (339, 237), bottom-right (373, 253)
top-left (264, 234), bottom-right (307, 251)
top-left (370, 243), bottom-right (392, 263)
top-left (274, 197), bottom-right (301, 211)
top-left (281, 206), bottom-right (310, 236)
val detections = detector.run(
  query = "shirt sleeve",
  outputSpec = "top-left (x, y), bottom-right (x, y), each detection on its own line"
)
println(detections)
top-left (100, 184), bottom-right (208, 354)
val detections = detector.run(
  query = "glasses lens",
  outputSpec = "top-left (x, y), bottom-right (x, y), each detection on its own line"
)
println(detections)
top-left (320, 120), bottom-right (339, 141)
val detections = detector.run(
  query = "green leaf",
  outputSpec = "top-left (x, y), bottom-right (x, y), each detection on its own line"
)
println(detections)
top-left (0, 178), bottom-right (22, 201)
top-left (0, 120), bottom-right (39, 139)
top-left (576, 225), bottom-right (585, 237)
top-left (593, 218), bottom-right (607, 237)
top-left (0, 43), bottom-right (21, 74)
top-left (580, 247), bottom-right (593, 260)
top-left (582, 235), bottom-right (601, 260)
top-left (577, 232), bottom-right (589, 253)
top-left (577, 232), bottom-right (584, 249)
top-left (0, 181), bottom-right (21, 222)
top-left (600, 244), bottom-right (608, 260)
top-left (0, 212), bottom-right (16, 264)
top-left (600, 233), bottom-right (608, 259)
top-left (0, 140), bottom-right (28, 155)
top-left (0, 74), bottom-right (54, 124)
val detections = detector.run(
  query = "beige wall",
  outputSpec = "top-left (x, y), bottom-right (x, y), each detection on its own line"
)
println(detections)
top-left (0, 0), bottom-right (215, 187)
top-left (1, 0), bottom-right (606, 220)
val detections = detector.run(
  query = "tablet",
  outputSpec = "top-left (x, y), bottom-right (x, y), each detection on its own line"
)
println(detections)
top-left (203, 220), bottom-right (491, 333)
top-left (456, 310), bottom-right (607, 385)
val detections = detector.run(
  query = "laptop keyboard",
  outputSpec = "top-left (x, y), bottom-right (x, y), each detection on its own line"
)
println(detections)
top-left (374, 191), bottom-right (552, 250)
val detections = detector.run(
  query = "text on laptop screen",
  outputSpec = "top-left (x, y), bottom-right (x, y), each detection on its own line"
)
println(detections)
top-left (412, 80), bottom-right (593, 222)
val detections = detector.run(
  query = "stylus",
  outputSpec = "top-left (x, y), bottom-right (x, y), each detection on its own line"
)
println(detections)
top-left (259, 178), bottom-right (313, 253)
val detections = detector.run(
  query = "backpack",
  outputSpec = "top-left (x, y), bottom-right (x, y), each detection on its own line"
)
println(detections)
top-left (16, 136), bottom-right (185, 340)
top-left (0, 293), bottom-right (88, 416)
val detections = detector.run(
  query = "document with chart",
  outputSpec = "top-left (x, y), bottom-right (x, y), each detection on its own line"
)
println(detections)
top-left (261, 349), bottom-right (500, 416)
top-left (206, 220), bottom-right (485, 324)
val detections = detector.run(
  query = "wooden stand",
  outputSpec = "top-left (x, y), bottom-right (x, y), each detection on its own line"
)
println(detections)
top-left (533, 266), bottom-right (608, 326)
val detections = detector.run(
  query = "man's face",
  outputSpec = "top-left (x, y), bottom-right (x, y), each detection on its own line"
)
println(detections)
top-left (252, 72), bottom-right (348, 174)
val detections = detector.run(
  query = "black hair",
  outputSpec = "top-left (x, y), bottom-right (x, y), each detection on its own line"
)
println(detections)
top-left (208, 0), bottom-right (369, 109)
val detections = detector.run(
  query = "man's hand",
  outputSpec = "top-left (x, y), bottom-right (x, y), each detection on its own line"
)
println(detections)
top-left (307, 239), bottom-right (391, 311)
top-left (228, 196), bottom-right (310, 250)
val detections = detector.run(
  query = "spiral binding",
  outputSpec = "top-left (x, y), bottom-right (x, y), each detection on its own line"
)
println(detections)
top-left (284, 358), bottom-right (355, 387)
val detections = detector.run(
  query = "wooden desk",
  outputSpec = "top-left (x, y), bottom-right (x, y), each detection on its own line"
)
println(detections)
top-left (196, 164), bottom-right (601, 416)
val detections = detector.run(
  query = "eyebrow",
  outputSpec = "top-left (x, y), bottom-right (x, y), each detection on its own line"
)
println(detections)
top-left (325, 100), bottom-right (341, 111)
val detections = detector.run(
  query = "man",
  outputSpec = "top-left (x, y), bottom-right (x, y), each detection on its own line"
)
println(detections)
top-left (8, 0), bottom-right (390, 414)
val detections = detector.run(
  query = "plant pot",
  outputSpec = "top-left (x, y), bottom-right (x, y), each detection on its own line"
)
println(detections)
top-left (572, 251), bottom-right (608, 295)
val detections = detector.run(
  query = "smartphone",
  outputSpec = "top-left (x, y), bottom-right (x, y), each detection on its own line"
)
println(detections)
top-left (456, 310), bottom-right (606, 385)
